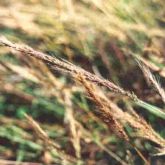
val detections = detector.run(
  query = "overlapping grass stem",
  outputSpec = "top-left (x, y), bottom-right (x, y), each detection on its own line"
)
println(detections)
top-left (0, 37), bottom-right (137, 100)
top-left (0, 0), bottom-right (165, 164)
top-left (1, 37), bottom-right (165, 164)
top-left (1, 36), bottom-right (165, 120)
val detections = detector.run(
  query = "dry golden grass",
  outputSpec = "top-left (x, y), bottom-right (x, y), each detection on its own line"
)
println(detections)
top-left (1, 1), bottom-right (165, 164)
top-left (1, 37), bottom-right (165, 164)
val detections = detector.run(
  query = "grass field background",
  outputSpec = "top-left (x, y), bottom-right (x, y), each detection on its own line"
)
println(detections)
top-left (0, 0), bottom-right (165, 164)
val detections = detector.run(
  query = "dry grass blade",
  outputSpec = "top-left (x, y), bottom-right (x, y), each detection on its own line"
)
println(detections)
top-left (153, 148), bottom-right (165, 156)
top-left (138, 61), bottom-right (165, 105)
top-left (76, 72), bottom-right (164, 162)
top-left (63, 90), bottom-right (81, 160)
top-left (108, 100), bottom-right (165, 147)
top-left (76, 75), bottom-right (152, 165)
top-left (0, 83), bottom-right (34, 103)
top-left (2, 37), bottom-right (165, 120)
top-left (0, 36), bottom-right (137, 101)
top-left (24, 114), bottom-right (77, 164)
top-left (77, 74), bottom-right (129, 142)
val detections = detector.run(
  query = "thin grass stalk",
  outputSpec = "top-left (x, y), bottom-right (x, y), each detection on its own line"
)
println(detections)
top-left (24, 114), bottom-right (78, 164)
top-left (138, 61), bottom-right (165, 105)
top-left (1, 37), bottom-right (165, 119)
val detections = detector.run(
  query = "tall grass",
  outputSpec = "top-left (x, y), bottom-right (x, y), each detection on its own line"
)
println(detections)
top-left (0, 0), bottom-right (165, 164)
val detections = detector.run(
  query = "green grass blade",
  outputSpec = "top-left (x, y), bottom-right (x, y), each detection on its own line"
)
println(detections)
top-left (136, 99), bottom-right (165, 119)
